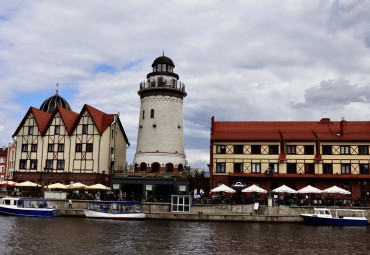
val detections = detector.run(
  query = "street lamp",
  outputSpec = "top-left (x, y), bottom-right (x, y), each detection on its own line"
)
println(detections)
top-left (265, 167), bottom-right (274, 198)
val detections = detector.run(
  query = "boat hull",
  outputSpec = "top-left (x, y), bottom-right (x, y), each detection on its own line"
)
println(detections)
top-left (0, 206), bottom-right (57, 217)
top-left (84, 209), bottom-right (145, 220)
top-left (301, 214), bottom-right (368, 226)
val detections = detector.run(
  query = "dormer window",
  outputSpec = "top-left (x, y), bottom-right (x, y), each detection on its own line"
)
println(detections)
top-left (162, 64), bottom-right (166, 71)
top-left (153, 66), bottom-right (156, 72)
top-left (157, 64), bottom-right (161, 71)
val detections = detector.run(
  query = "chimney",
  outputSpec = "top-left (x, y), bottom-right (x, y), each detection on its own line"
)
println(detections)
top-left (340, 119), bottom-right (347, 135)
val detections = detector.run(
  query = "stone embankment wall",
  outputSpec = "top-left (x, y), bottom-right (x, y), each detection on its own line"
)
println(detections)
top-left (2, 196), bottom-right (369, 222)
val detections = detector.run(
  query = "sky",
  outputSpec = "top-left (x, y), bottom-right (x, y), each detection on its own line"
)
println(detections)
top-left (1, 0), bottom-right (370, 170)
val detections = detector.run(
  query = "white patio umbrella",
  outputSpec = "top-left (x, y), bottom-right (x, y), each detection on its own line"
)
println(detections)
top-left (297, 185), bottom-right (322, 194)
top-left (242, 184), bottom-right (267, 203)
top-left (322, 185), bottom-right (351, 206)
top-left (86, 183), bottom-right (111, 190)
top-left (322, 185), bottom-right (351, 195)
top-left (68, 182), bottom-right (87, 189)
top-left (15, 181), bottom-right (41, 187)
top-left (48, 183), bottom-right (68, 190)
top-left (272, 185), bottom-right (297, 194)
top-left (297, 185), bottom-right (322, 205)
top-left (242, 184), bottom-right (267, 193)
top-left (210, 184), bottom-right (236, 193)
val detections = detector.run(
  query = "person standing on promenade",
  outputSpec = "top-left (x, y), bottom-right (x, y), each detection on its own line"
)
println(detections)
top-left (68, 199), bottom-right (73, 209)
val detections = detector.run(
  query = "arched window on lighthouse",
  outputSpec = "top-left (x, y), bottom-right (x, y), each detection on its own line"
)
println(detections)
top-left (166, 163), bottom-right (174, 173)
top-left (152, 163), bottom-right (160, 172)
top-left (140, 162), bottom-right (147, 172)
top-left (178, 164), bottom-right (184, 172)
top-left (150, 109), bottom-right (154, 118)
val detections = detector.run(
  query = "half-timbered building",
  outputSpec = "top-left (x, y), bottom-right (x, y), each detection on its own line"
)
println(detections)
top-left (11, 102), bottom-right (129, 186)
top-left (210, 117), bottom-right (370, 204)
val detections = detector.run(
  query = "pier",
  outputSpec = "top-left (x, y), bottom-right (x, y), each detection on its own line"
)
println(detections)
top-left (51, 199), bottom-right (370, 222)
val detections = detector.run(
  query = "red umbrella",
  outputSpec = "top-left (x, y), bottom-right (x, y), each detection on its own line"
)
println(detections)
top-left (0, 181), bottom-right (16, 187)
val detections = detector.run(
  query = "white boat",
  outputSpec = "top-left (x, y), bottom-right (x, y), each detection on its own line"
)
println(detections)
top-left (84, 201), bottom-right (146, 220)
top-left (0, 197), bottom-right (57, 217)
top-left (301, 208), bottom-right (368, 226)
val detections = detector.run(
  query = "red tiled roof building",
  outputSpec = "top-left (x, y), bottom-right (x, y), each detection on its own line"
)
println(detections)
top-left (0, 147), bottom-right (8, 182)
top-left (210, 116), bottom-right (370, 205)
top-left (11, 91), bottom-right (129, 187)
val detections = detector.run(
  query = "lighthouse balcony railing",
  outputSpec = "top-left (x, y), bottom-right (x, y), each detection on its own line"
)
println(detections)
top-left (139, 80), bottom-right (185, 91)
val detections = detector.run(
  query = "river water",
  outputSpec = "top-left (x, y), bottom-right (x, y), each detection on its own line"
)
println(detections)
top-left (1, 216), bottom-right (370, 255)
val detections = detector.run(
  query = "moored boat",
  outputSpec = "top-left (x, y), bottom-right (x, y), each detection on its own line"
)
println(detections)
top-left (84, 201), bottom-right (146, 220)
top-left (0, 197), bottom-right (57, 217)
top-left (301, 208), bottom-right (368, 226)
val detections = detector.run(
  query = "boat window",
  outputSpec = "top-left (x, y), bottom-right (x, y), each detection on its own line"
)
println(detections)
top-left (4, 200), bottom-right (10, 205)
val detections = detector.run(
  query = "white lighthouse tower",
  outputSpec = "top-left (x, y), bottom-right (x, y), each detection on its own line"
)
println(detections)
top-left (134, 54), bottom-right (187, 173)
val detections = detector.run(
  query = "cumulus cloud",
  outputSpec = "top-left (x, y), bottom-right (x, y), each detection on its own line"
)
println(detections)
top-left (293, 79), bottom-right (370, 109)
top-left (2, 1), bottom-right (370, 168)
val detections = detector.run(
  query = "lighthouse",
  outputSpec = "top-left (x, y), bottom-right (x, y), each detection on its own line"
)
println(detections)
top-left (134, 54), bottom-right (187, 173)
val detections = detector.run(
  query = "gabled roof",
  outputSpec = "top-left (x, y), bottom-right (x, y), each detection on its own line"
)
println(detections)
top-left (77, 104), bottom-right (115, 134)
top-left (13, 107), bottom-right (52, 137)
top-left (45, 106), bottom-right (79, 135)
top-left (13, 104), bottom-right (129, 143)
top-left (211, 117), bottom-right (370, 142)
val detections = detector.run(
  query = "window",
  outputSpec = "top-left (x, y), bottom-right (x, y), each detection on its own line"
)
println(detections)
top-left (304, 163), bottom-right (315, 174)
top-left (234, 163), bottom-right (243, 173)
top-left (46, 160), bottom-right (53, 169)
top-left (166, 164), bottom-right (173, 173)
top-left (340, 146), bottom-right (350, 155)
top-left (111, 130), bottom-right (115, 138)
top-left (140, 163), bottom-right (147, 171)
top-left (304, 145), bottom-right (314, 155)
top-left (48, 144), bottom-right (54, 152)
top-left (359, 146), bottom-right (368, 155)
top-left (28, 126), bottom-right (33, 135)
top-left (86, 143), bottom-right (93, 152)
top-left (360, 164), bottom-right (369, 174)
top-left (31, 144), bottom-right (37, 152)
top-left (0, 166), bottom-right (4, 172)
top-left (76, 143), bottom-right (82, 152)
top-left (0, 158), bottom-right (5, 163)
top-left (162, 64), bottom-right (166, 72)
top-left (341, 164), bottom-right (351, 174)
top-left (286, 145), bottom-right (296, 154)
top-left (57, 160), bottom-right (65, 170)
top-left (83, 125), bottom-right (88, 134)
top-left (55, 125), bottom-right (60, 135)
top-left (19, 160), bottom-right (27, 169)
top-left (216, 145), bottom-right (226, 154)
top-left (269, 145), bottom-right (279, 154)
top-left (269, 163), bottom-right (279, 173)
top-left (322, 145), bottom-right (332, 155)
top-left (150, 109), bottom-right (155, 118)
top-left (158, 77), bottom-right (163, 86)
top-left (234, 145), bottom-right (243, 154)
top-left (30, 160), bottom-right (37, 169)
top-left (251, 163), bottom-right (261, 173)
top-left (58, 144), bottom-right (64, 152)
top-left (142, 110), bottom-right (145, 119)
top-left (157, 64), bottom-right (161, 72)
top-left (287, 163), bottom-right (297, 174)
top-left (216, 163), bottom-right (226, 173)
top-left (251, 145), bottom-right (261, 154)
top-left (22, 144), bottom-right (28, 152)
top-left (323, 164), bottom-right (333, 174)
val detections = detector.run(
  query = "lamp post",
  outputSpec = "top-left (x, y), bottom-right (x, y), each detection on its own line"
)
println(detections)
top-left (43, 167), bottom-right (52, 191)
top-left (265, 167), bottom-right (274, 198)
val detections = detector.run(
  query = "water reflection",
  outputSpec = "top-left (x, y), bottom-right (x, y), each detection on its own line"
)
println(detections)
top-left (0, 216), bottom-right (370, 254)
